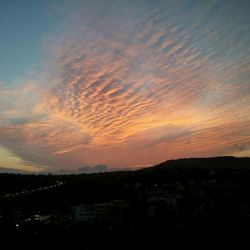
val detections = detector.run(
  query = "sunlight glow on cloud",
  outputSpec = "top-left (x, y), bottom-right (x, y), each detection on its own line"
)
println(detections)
top-left (0, 146), bottom-right (46, 173)
top-left (0, 0), bottom-right (249, 171)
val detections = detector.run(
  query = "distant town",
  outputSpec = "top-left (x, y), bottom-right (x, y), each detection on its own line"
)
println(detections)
top-left (0, 156), bottom-right (250, 249)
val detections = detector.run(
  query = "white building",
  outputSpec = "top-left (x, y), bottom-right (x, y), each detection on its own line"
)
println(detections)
top-left (73, 200), bottom-right (129, 223)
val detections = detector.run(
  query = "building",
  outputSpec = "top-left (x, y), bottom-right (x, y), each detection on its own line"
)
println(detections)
top-left (72, 200), bottom-right (129, 223)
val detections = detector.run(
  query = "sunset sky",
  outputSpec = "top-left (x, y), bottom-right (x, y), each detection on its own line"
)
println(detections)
top-left (0, 0), bottom-right (249, 173)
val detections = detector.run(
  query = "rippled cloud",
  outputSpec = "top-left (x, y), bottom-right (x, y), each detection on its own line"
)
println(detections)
top-left (0, 0), bottom-right (249, 171)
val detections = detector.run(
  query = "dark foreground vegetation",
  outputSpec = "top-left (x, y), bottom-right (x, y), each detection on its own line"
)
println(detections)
top-left (0, 156), bottom-right (250, 249)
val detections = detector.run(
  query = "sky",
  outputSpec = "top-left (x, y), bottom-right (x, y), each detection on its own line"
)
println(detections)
top-left (0, 0), bottom-right (249, 173)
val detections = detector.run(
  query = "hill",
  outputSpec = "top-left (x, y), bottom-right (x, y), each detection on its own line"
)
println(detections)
top-left (138, 156), bottom-right (250, 173)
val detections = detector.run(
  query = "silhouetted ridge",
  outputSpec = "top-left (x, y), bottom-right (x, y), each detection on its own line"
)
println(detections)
top-left (137, 156), bottom-right (250, 173)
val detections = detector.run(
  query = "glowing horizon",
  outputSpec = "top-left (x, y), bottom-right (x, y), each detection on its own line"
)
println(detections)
top-left (0, 0), bottom-right (249, 172)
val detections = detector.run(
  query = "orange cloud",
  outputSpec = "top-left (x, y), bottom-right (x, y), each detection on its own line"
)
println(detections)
top-left (0, 0), bottom-right (249, 171)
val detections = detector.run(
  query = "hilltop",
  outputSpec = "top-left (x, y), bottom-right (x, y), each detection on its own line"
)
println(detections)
top-left (139, 156), bottom-right (250, 173)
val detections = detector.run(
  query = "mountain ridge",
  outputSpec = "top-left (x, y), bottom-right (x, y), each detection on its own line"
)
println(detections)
top-left (138, 156), bottom-right (250, 173)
